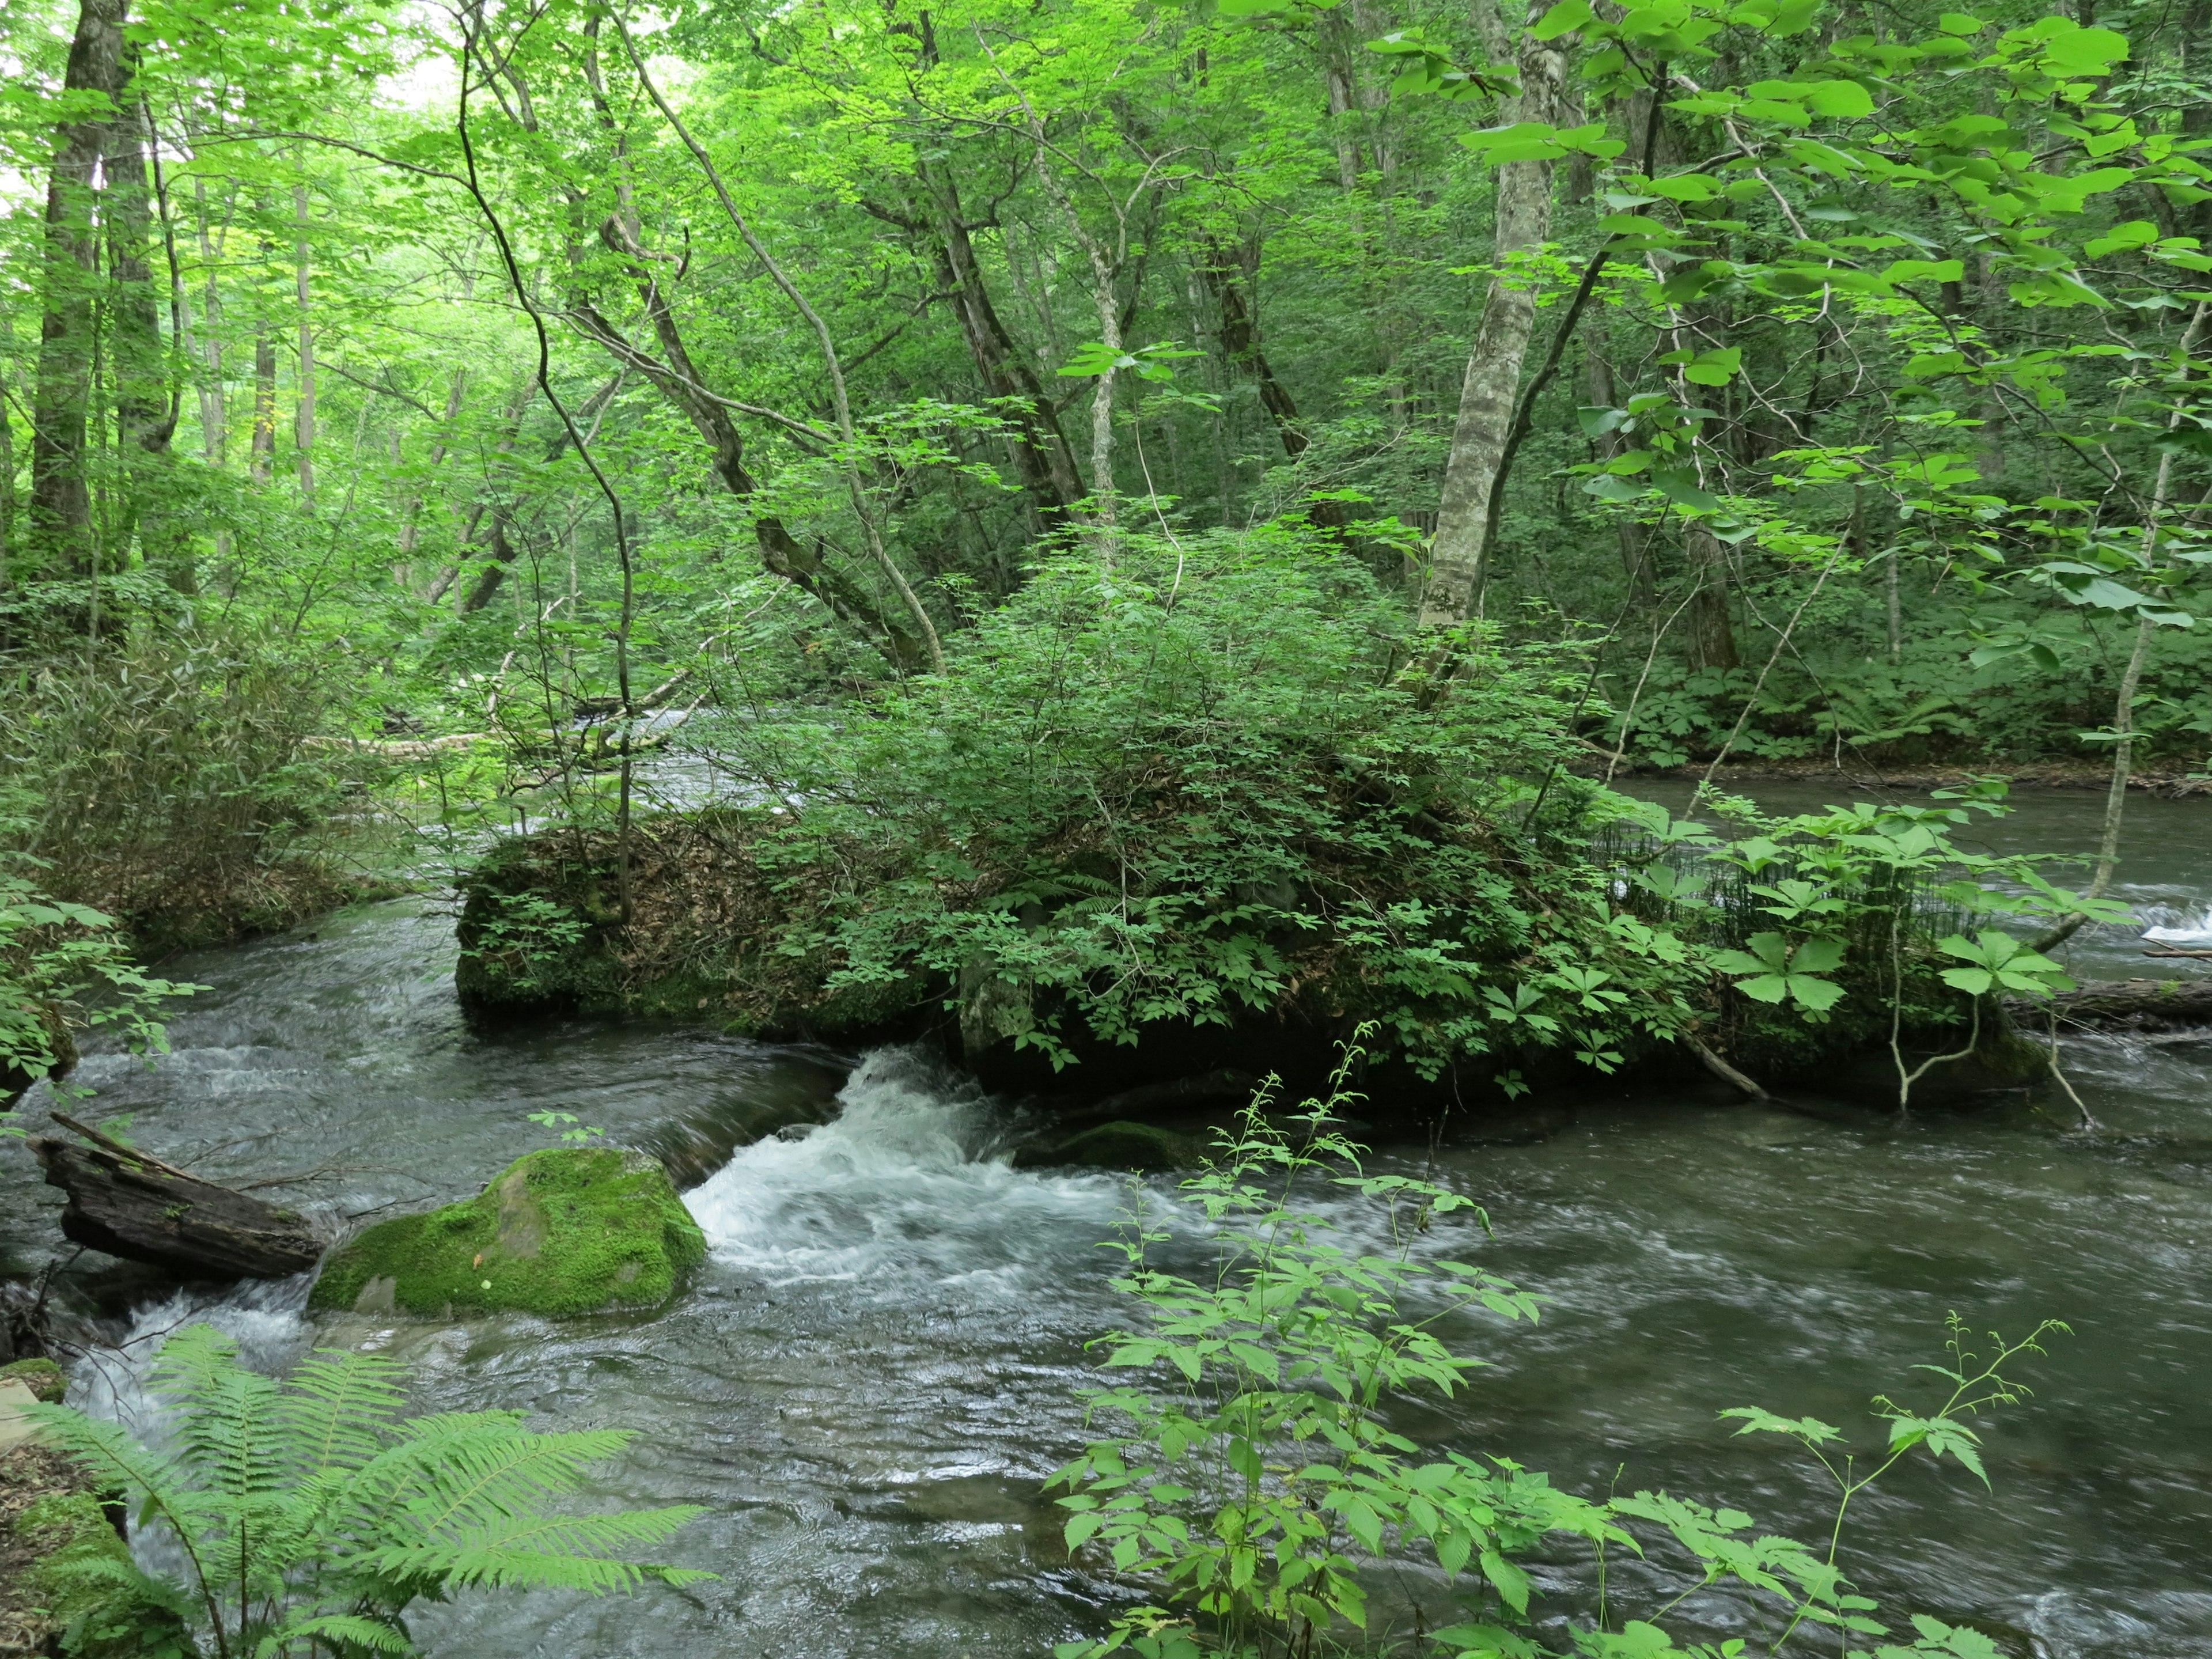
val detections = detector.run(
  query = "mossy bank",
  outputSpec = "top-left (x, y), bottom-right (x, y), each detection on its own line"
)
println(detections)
top-left (310, 1147), bottom-right (707, 1320)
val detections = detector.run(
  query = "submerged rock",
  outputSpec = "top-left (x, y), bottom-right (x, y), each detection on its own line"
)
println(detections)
top-left (309, 1147), bottom-right (706, 1320)
top-left (1016, 1119), bottom-right (1203, 1172)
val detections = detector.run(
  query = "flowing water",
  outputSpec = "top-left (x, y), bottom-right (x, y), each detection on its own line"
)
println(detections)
top-left (4, 786), bottom-right (2210, 1658)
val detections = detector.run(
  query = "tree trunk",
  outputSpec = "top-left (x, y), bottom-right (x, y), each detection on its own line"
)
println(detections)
top-left (34, 1137), bottom-right (323, 1280)
top-left (1418, 0), bottom-right (1571, 626)
top-left (250, 332), bottom-right (276, 484)
top-left (1584, 335), bottom-right (1653, 609)
top-left (2030, 978), bottom-right (2212, 1034)
top-left (104, 77), bottom-right (187, 591)
top-left (916, 164), bottom-right (1086, 529)
top-left (293, 181), bottom-right (316, 509)
top-left (191, 175), bottom-right (229, 468)
top-left (28, 0), bottom-right (128, 581)
top-left (1684, 526), bottom-right (1739, 671)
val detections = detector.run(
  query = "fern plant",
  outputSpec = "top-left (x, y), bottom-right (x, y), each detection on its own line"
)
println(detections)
top-left (27, 1324), bottom-right (716, 1658)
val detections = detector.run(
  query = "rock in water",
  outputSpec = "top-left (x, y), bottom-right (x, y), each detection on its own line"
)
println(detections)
top-left (32, 1140), bottom-right (322, 1280)
top-left (1014, 1119), bottom-right (1202, 1172)
top-left (309, 1147), bottom-right (706, 1320)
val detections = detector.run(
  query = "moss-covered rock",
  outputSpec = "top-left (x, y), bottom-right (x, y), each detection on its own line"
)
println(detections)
top-left (452, 811), bottom-right (940, 1043)
top-left (1, 1446), bottom-right (192, 1659)
top-left (1016, 1120), bottom-right (1202, 1172)
top-left (0, 1359), bottom-right (66, 1404)
top-left (308, 1147), bottom-right (706, 1320)
top-left (16, 1489), bottom-right (192, 1657)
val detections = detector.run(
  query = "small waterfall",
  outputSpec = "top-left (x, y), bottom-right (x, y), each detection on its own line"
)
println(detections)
top-left (2141, 900), bottom-right (2212, 944)
top-left (683, 1046), bottom-right (1126, 1291)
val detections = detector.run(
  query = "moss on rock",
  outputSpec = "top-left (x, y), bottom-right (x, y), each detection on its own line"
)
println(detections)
top-left (308, 1147), bottom-right (706, 1320)
top-left (17, 1489), bottom-right (191, 1657)
top-left (2, 1447), bottom-right (191, 1659)
top-left (0, 1359), bottom-right (66, 1404)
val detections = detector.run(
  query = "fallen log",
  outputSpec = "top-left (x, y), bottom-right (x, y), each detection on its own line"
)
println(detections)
top-left (2016, 978), bottom-right (2212, 1035)
top-left (32, 1138), bottom-right (323, 1281)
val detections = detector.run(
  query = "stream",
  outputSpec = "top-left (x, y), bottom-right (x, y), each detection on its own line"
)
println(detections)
top-left (3, 785), bottom-right (2209, 1657)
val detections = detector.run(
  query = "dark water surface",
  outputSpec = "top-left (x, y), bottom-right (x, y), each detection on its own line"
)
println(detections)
top-left (3, 786), bottom-right (2209, 1657)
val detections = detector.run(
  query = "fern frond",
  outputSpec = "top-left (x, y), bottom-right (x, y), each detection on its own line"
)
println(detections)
top-left (355, 1506), bottom-right (719, 1595)
top-left (22, 1403), bottom-right (200, 1533)
top-left (254, 1611), bottom-right (415, 1657)
top-left (351, 1422), bottom-right (640, 1537)
top-left (31, 1541), bottom-right (198, 1619)
top-left (277, 1348), bottom-right (406, 1482)
top-left (150, 1324), bottom-right (288, 1502)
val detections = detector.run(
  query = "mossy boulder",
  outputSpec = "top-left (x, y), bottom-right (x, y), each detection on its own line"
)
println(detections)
top-left (0, 1359), bottom-right (65, 1404)
top-left (15, 1489), bottom-right (191, 1657)
top-left (1016, 1120), bottom-right (1202, 1173)
top-left (2, 1450), bottom-right (191, 1659)
top-left (309, 1147), bottom-right (706, 1320)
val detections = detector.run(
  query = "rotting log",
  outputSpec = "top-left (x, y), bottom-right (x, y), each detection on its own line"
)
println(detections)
top-left (32, 1137), bottom-right (322, 1281)
top-left (2018, 978), bottom-right (2212, 1035)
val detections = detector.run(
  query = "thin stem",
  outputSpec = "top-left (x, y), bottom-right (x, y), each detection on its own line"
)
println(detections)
top-left (615, 12), bottom-right (944, 673)
top-left (454, 7), bottom-right (638, 922)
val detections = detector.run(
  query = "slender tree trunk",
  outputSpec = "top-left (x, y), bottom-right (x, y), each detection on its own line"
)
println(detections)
top-left (1683, 527), bottom-right (1739, 671)
top-left (250, 334), bottom-right (275, 484)
top-left (191, 176), bottom-right (228, 467)
top-left (105, 78), bottom-right (187, 590)
top-left (915, 163), bottom-right (1086, 527)
top-left (1418, 0), bottom-right (1571, 626)
top-left (1584, 336), bottom-right (1653, 609)
top-left (292, 181), bottom-right (315, 509)
top-left (29, 0), bottom-right (128, 581)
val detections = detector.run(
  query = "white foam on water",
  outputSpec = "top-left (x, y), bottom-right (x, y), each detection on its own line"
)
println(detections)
top-left (2141, 899), bottom-right (2212, 944)
top-left (684, 1046), bottom-right (1128, 1291)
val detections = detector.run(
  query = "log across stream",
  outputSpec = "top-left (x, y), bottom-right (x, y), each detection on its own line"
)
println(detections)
top-left (1, 785), bottom-right (2209, 1659)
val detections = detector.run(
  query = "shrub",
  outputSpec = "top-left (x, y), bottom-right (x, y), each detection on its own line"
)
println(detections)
top-left (0, 635), bottom-right (368, 951)
top-left (1050, 1044), bottom-right (2064, 1658)
top-left (671, 529), bottom-right (1702, 1082)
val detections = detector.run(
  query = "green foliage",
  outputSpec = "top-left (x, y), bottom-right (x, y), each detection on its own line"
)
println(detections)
top-left (0, 850), bottom-right (198, 1124)
top-left (690, 532), bottom-right (1703, 1081)
top-left (25, 1324), bottom-right (715, 1659)
top-left (1050, 1041), bottom-right (1608, 1653)
top-left (14, 1489), bottom-right (195, 1658)
top-left (0, 1355), bottom-right (68, 1402)
top-left (1054, 1046), bottom-right (2065, 1657)
top-left (307, 1147), bottom-right (707, 1320)
top-left (1612, 779), bottom-right (2111, 1094)
top-left (0, 638), bottom-right (368, 952)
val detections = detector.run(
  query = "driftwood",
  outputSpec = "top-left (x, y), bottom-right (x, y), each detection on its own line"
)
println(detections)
top-left (32, 1128), bottom-right (323, 1281)
top-left (2021, 978), bottom-right (2212, 1035)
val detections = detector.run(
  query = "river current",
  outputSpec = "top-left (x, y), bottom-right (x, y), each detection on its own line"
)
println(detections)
top-left (3, 786), bottom-right (2209, 1657)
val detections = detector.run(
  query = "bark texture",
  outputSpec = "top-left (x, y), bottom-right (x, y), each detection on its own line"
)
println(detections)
top-left (2029, 978), bottom-right (2212, 1034)
top-left (34, 1139), bottom-right (323, 1280)
top-left (28, 0), bottom-right (130, 578)
top-left (1418, 0), bottom-right (1571, 626)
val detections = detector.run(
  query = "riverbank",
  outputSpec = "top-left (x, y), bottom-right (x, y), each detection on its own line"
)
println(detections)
top-left (2, 873), bottom-right (2210, 1656)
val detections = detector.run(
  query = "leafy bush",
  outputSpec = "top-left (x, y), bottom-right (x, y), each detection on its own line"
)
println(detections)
top-left (0, 856), bottom-right (196, 1112)
top-left (679, 529), bottom-right (1701, 1081)
top-left (27, 1325), bottom-right (714, 1658)
top-left (1610, 781), bottom-right (2114, 1101)
top-left (1, 636), bottom-right (368, 950)
top-left (1052, 1045), bottom-right (2063, 1658)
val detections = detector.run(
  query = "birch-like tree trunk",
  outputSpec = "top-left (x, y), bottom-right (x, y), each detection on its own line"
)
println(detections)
top-left (1416, 0), bottom-right (1570, 627)
top-left (293, 181), bottom-right (317, 509)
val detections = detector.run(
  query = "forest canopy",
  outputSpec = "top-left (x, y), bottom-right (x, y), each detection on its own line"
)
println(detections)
top-left (0, 0), bottom-right (2207, 985)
